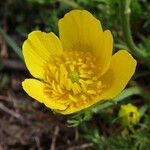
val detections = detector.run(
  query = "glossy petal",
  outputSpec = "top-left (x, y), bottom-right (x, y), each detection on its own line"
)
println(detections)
top-left (58, 50), bottom-right (136, 114)
top-left (58, 10), bottom-right (113, 75)
top-left (22, 79), bottom-right (67, 110)
top-left (22, 10), bottom-right (137, 115)
top-left (100, 50), bottom-right (137, 99)
top-left (56, 99), bottom-right (97, 115)
top-left (22, 79), bottom-right (45, 103)
top-left (100, 30), bottom-right (113, 75)
top-left (23, 31), bottom-right (63, 79)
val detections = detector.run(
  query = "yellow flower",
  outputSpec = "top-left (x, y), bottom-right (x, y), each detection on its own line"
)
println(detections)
top-left (22, 10), bottom-right (137, 115)
top-left (118, 103), bottom-right (140, 127)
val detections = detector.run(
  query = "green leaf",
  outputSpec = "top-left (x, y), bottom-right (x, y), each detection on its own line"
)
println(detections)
top-left (0, 27), bottom-right (23, 60)
top-left (67, 109), bottom-right (92, 127)
top-left (93, 87), bottom-right (142, 113)
top-left (139, 105), bottom-right (148, 118)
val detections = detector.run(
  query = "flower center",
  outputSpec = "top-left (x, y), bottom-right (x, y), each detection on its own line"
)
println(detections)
top-left (68, 71), bottom-right (79, 83)
top-left (44, 51), bottom-right (105, 107)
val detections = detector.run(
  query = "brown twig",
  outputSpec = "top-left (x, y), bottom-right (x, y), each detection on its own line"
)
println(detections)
top-left (34, 136), bottom-right (41, 150)
top-left (0, 59), bottom-right (26, 71)
top-left (67, 143), bottom-right (93, 150)
top-left (0, 95), bottom-right (9, 102)
top-left (74, 128), bottom-right (79, 142)
top-left (50, 126), bottom-right (60, 150)
top-left (0, 0), bottom-right (11, 58)
top-left (0, 103), bottom-right (24, 122)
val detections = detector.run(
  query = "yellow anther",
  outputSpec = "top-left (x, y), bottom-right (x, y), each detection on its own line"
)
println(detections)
top-left (50, 65), bottom-right (56, 75)
top-left (92, 77), bottom-right (97, 81)
top-left (81, 94), bottom-right (87, 100)
top-left (57, 85), bottom-right (64, 94)
top-left (66, 79), bottom-right (72, 90)
top-left (66, 60), bottom-right (71, 64)
top-left (60, 73), bottom-right (65, 88)
top-left (77, 62), bottom-right (84, 66)
top-left (90, 63), bottom-right (95, 68)
top-left (88, 71), bottom-right (93, 75)
top-left (79, 74), bottom-right (90, 78)
top-left (81, 64), bottom-right (87, 69)
top-left (97, 89), bottom-right (102, 93)
top-left (97, 81), bottom-right (102, 88)
top-left (85, 80), bottom-right (93, 84)
top-left (72, 61), bottom-right (76, 65)
top-left (79, 79), bottom-right (87, 92)
top-left (70, 64), bottom-right (75, 71)
top-left (55, 70), bottom-right (59, 81)
top-left (79, 69), bottom-right (86, 74)
top-left (72, 83), bottom-right (82, 95)
top-left (69, 94), bottom-right (78, 102)
top-left (44, 50), bottom-right (104, 109)
top-left (52, 80), bottom-right (57, 92)
top-left (52, 90), bottom-right (59, 96)
top-left (65, 57), bottom-right (69, 61)
top-left (78, 58), bottom-right (82, 62)
top-left (72, 87), bottom-right (78, 95)
top-left (87, 90), bottom-right (96, 95)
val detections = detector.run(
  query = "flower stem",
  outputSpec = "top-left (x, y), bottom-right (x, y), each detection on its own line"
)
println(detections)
top-left (119, 0), bottom-right (146, 59)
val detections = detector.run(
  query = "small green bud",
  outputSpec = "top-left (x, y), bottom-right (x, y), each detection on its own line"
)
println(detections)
top-left (118, 103), bottom-right (140, 127)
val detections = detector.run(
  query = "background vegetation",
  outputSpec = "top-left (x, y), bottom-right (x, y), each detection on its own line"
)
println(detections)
top-left (0, 0), bottom-right (150, 149)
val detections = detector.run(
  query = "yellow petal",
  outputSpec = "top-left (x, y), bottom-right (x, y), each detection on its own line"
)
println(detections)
top-left (23, 31), bottom-right (63, 79)
top-left (59, 50), bottom-right (136, 114)
top-left (22, 79), bottom-right (67, 110)
top-left (56, 96), bottom-right (100, 115)
top-left (56, 102), bottom-right (93, 115)
top-left (22, 78), bottom-right (44, 103)
top-left (59, 10), bottom-right (103, 51)
top-left (58, 10), bottom-right (113, 76)
top-left (99, 30), bottom-right (113, 75)
top-left (100, 50), bottom-right (137, 99)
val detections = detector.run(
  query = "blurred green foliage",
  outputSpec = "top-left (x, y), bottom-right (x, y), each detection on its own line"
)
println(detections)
top-left (80, 104), bottom-right (150, 150)
top-left (0, 0), bottom-right (149, 43)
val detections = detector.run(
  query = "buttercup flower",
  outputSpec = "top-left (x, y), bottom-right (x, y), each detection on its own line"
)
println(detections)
top-left (22, 10), bottom-right (137, 114)
top-left (118, 103), bottom-right (140, 127)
